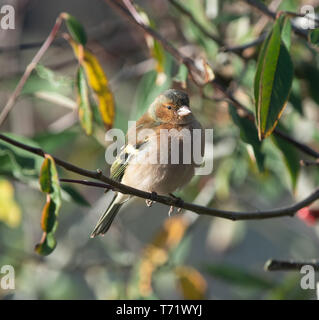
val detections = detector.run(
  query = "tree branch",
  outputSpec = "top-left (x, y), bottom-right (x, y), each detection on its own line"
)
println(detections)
top-left (1, 1), bottom-right (319, 222)
top-left (169, 0), bottom-right (263, 56)
top-left (2, 132), bottom-right (319, 221)
top-left (300, 159), bottom-right (319, 167)
top-left (243, 0), bottom-right (308, 39)
top-left (0, 15), bottom-right (64, 127)
top-left (104, 0), bottom-right (319, 160)
top-left (221, 34), bottom-right (267, 54)
top-left (265, 259), bottom-right (319, 271)
top-left (59, 178), bottom-right (113, 189)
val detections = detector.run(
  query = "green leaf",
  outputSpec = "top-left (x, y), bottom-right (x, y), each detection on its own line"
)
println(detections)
top-left (39, 155), bottom-right (61, 208)
top-left (254, 33), bottom-right (270, 110)
top-left (35, 232), bottom-right (57, 256)
top-left (173, 64), bottom-right (188, 89)
top-left (254, 16), bottom-right (293, 139)
top-left (64, 13), bottom-right (87, 45)
top-left (229, 105), bottom-right (265, 171)
top-left (76, 66), bottom-right (93, 135)
top-left (135, 5), bottom-right (166, 85)
top-left (278, 0), bottom-right (299, 12)
top-left (70, 41), bottom-right (115, 129)
top-left (281, 16), bottom-right (292, 50)
top-left (205, 263), bottom-right (275, 290)
top-left (134, 53), bottom-right (173, 118)
top-left (289, 79), bottom-right (303, 115)
top-left (266, 274), bottom-right (311, 300)
top-left (62, 185), bottom-right (90, 207)
top-left (39, 158), bottom-right (52, 193)
top-left (41, 197), bottom-right (57, 232)
top-left (35, 64), bottom-right (72, 89)
top-left (271, 126), bottom-right (300, 190)
top-left (0, 133), bottom-right (43, 178)
top-left (309, 28), bottom-right (319, 46)
top-left (34, 129), bottom-right (78, 154)
top-left (36, 155), bottom-right (62, 255)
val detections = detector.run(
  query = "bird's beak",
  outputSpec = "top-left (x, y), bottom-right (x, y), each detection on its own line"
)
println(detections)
top-left (177, 106), bottom-right (192, 117)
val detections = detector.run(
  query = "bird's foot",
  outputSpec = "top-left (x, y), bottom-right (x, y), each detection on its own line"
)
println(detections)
top-left (168, 193), bottom-right (184, 216)
top-left (146, 191), bottom-right (158, 207)
top-left (145, 199), bottom-right (153, 207)
top-left (168, 206), bottom-right (174, 217)
top-left (169, 193), bottom-right (184, 208)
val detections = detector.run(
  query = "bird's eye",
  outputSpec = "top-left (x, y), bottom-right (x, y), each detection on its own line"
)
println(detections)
top-left (166, 105), bottom-right (172, 110)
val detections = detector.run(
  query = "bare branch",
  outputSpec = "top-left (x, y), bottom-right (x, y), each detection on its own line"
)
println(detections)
top-left (2, 132), bottom-right (319, 221)
top-left (300, 159), bottom-right (319, 167)
top-left (103, 0), bottom-right (319, 160)
top-left (221, 34), bottom-right (267, 54)
top-left (104, 0), bottom-right (200, 79)
top-left (265, 259), bottom-right (319, 271)
top-left (169, 0), bottom-right (263, 56)
top-left (59, 178), bottom-right (113, 190)
top-left (243, 0), bottom-right (308, 39)
top-left (0, 15), bottom-right (64, 127)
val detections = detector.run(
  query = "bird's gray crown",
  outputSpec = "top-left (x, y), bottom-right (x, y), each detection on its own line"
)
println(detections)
top-left (162, 89), bottom-right (189, 107)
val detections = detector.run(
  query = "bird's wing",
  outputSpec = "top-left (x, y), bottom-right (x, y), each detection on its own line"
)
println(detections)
top-left (110, 143), bottom-right (142, 182)
top-left (110, 120), bottom-right (155, 182)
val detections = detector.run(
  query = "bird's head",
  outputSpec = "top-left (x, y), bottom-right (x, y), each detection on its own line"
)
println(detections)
top-left (148, 89), bottom-right (193, 124)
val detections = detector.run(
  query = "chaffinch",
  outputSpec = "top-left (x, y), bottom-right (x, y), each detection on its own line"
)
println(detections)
top-left (91, 89), bottom-right (204, 237)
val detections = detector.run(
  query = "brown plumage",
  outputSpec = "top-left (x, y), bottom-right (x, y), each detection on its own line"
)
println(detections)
top-left (91, 89), bottom-right (204, 237)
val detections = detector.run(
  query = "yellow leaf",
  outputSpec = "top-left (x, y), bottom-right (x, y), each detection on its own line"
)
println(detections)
top-left (138, 216), bottom-right (188, 297)
top-left (69, 39), bottom-right (115, 128)
top-left (138, 260), bottom-right (155, 297)
top-left (0, 179), bottom-right (21, 228)
top-left (144, 216), bottom-right (188, 264)
top-left (175, 266), bottom-right (207, 300)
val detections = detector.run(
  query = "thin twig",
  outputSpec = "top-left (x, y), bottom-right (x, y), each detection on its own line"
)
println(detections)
top-left (300, 159), bottom-right (319, 167)
top-left (244, 0), bottom-right (308, 39)
top-left (105, 0), bottom-right (200, 81)
top-left (273, 129), bottom-right (319, 159)
top-left (221, 34), bottom-right (267, 54)
top-left (59, 178), bottom-right (113, 190)
top-left (244, 0), bottom-right (276, 19)
top-left (2, 132), bottom-right (319, 221)
top-left (0, 19), bottom-right (125, 53)
top-left (104, 0), bottom-right (319, 160)
top-left (169, 0), bottom-right (264, 57)
top-left (165, 0), bottom-right (319, 158)
top-left (265, 259), bottom-right (319, 271)
top-left (0, 16), bottom-right (63, 127)
top-left (169, 0), bottom-right (264, 56)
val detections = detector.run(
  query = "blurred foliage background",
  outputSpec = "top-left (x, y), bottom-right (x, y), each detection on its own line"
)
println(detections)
top-left (1, 0), bottom-right (319, 300)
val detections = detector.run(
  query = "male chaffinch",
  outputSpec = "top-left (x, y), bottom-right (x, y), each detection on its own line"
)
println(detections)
top-left (91, 89), bottom-right (204, 237)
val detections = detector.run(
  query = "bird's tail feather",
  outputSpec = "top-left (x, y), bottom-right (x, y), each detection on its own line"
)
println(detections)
top-left (90, 194), bottom-right (123, 238)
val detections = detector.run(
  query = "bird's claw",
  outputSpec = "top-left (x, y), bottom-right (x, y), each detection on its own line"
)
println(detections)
top-left (145, 199), bottom-right (153, 207)
top-left (169, 193), bottom-right (184, 208)
top-left (168, 193), bottom-right (184, 216)
top-left (146, 191), bottom-right (158, 207)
